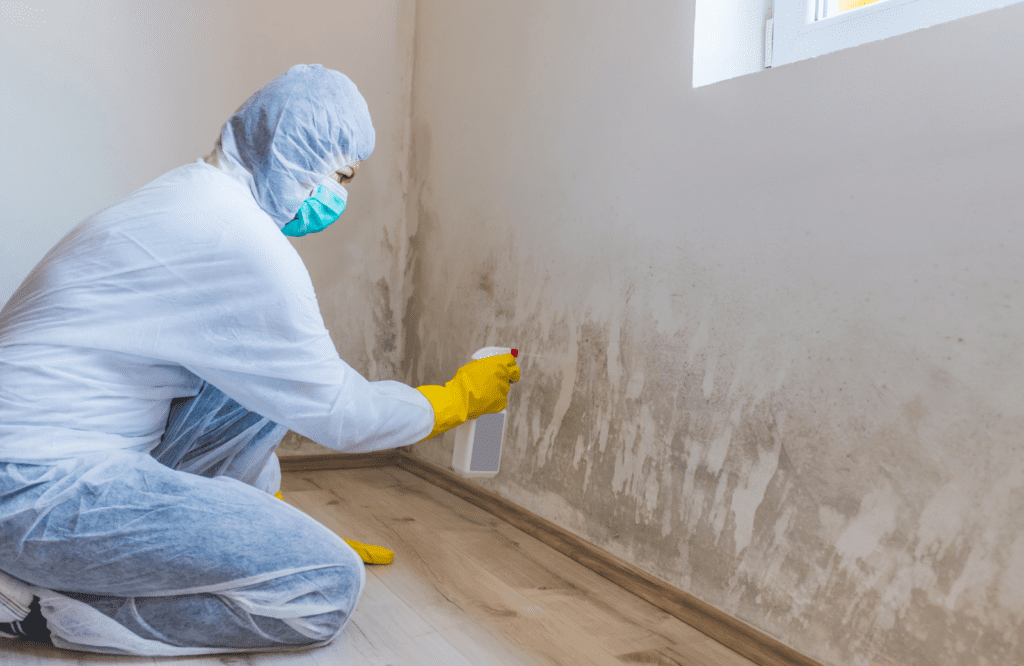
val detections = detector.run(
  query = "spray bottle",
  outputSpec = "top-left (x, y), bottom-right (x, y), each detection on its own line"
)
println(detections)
top-left (451, 346), bottom-right (518, 479)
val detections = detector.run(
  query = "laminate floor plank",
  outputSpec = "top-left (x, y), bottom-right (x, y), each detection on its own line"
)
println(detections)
top-left (287, 487), bottom-right (623, 665)
top-left (285, 484), bottom-right (471, 635)
top-left (432, 619), bottom-right (555, 666)
top-left (286, 497), bottom-right (475, 666)
top-left (158, 650), bottom-right (323, 665)
top-left (612, 640), bottom-right (761, 666)
top-left (668, 639), bottom-right (762, 666)
top-left (288, 467), bottom-right (755, 665)
top-left (304, 614), bottom-right (471, 666)
top-left (335, 467), bottom-right (718, 650)
top-left (343, 466), bottom-right (754, 665)
top-left (0, 639), bottom-right (155, 664)
top-left (278, 473), bottom-right (323, 493)
top-left (309, 465), bottom-right (690, 656)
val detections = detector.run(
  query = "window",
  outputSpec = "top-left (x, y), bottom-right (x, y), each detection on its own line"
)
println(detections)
top-left (770, 0), bottom-right (1024, 68)
top-left (692, 0), bottom-right (774, 88)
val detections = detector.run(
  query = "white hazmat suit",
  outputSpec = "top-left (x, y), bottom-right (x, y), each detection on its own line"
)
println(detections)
top-left (0, 64), bottom-right (434, 655)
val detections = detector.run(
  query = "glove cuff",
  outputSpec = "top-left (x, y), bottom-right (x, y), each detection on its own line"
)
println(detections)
top-left (415, 384), bottom-right (468, 440)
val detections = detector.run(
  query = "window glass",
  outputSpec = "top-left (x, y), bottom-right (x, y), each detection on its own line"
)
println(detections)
top-left (811, 0), bottom-right (889, 22)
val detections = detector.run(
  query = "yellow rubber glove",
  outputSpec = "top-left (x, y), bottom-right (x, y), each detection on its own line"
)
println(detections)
top-left (415, 352), bottom-right (521, 441)
top-left (341, 538), bottom-right (395, 565)
top-left (273, 491), bottom-right (395, 565)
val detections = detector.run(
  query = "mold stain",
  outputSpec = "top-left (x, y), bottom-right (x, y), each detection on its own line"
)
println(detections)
top-left (478, 269), bottom-right (495, 297)
top-left (371, 277), bottom-right (399, 380)
top-left (399, 160), bottom-right (1024, 666)
top-left (425, 288), bottom-right (1022, 666)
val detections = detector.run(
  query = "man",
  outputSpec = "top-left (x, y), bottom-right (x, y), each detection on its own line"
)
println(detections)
top-left (0, 64), bottom-right (519, 656)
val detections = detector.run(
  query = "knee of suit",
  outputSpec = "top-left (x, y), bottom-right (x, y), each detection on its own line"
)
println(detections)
top-left (304, 547), bottom-right (366, 612)
top-left (282, 559), bottom-right (366, 643)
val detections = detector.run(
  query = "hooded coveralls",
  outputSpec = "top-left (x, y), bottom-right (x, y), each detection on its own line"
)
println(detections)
top-left (0, 64), bottom-right (435, 656)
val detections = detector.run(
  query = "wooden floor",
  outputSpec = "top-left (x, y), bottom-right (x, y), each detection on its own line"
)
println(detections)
top-left (1, 466), bottom-right (757, 666)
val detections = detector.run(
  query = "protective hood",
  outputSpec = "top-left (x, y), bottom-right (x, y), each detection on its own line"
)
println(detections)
top-left (207, 64), bottom-right (375, 230)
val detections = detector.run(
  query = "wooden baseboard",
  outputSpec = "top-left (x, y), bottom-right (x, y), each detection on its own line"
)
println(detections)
top-left (279, 450), bottom-right (824, 666)
top-left (279, 450), bottom-right (403, 471)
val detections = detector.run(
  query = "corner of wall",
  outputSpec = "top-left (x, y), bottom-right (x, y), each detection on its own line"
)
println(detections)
top-left (400, 0), bottom-right (426, 389)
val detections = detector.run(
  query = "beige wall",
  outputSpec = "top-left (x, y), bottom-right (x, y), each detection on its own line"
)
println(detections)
top-left (404, 3), bottom-right (1024, 666)
top-left (0, 2), bottom-right (416, 465)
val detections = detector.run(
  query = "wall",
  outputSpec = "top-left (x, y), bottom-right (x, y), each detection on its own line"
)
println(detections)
top-left (0, 0), bottom-right (417, 456)
top-left (404, 2), bottom-right (1024, 666)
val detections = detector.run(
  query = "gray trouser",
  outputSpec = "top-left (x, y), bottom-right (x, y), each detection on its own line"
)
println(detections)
top-left (0, 381), bottom-right (366, 656)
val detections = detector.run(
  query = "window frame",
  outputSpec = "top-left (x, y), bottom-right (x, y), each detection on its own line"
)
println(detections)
top-left (771, 0), bottom-right (1024, 68)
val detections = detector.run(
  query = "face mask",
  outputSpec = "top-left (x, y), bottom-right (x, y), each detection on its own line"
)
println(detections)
top-left (281, 176), bottom-right (348, 237)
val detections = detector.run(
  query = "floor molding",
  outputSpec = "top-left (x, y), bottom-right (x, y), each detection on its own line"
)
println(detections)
top-left (280, 450), bottom-right (403, 471)
top-left (279, 450), bottom-right (825, 666)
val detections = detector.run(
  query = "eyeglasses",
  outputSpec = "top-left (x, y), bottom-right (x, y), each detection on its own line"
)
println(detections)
top-left (334, 162), bottom-right (360, 184)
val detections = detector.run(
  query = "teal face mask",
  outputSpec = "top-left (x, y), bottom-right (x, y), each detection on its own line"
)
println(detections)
top-left (281, 177), bottom-right (348, 237)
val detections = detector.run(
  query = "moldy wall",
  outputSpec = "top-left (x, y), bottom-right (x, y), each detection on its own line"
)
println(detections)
top-left (401, 2), bottom-right (1024, 665)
